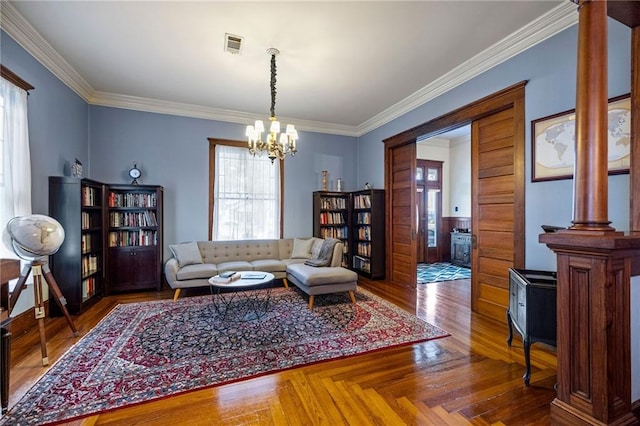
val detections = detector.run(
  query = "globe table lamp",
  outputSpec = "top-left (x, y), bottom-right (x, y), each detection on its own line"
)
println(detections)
top-left (3, 214), bottom-right (78, 366)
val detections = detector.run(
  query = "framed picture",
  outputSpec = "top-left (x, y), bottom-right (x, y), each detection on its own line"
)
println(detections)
top-left (531, 94), bottom-right (631, 182)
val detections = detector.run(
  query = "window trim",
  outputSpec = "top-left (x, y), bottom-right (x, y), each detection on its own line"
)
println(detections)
top-left (208, 138), bottom-right (284, 240)
top-left (1, 65), bottom-right (34, 92)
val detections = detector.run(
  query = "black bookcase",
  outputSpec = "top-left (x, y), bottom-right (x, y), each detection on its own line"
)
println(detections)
top-left (313, 191), bottom-right (351, 267)
top-left (106, 184), bottom-right (163, 293)
top-left (351, 189), bottom-right (385, 279)
top-left (49, 177), bottom-right (105, 315)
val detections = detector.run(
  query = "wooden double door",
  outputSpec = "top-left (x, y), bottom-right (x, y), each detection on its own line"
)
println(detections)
top-left (384, 82), bottom-right (525, 323)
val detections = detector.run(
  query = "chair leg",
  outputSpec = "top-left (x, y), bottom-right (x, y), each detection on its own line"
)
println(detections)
top-left (308, 295), bottom-right (314, 310)
top-left (349, 290), bottom-right (356, 304)
top-left (172, 288), bottom-right (182, 301)
top-left (282, 278), bottom-right (289, 288)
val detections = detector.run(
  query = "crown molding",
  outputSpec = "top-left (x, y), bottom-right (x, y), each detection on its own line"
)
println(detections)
top-left (0, 2), bottom-right (94, 101)
top-left (355, 2), bottom-right (578, 136)
top-left (90, 91), bottom-right (360, 137)
top-left (2, 1), bottom-right (577, 138)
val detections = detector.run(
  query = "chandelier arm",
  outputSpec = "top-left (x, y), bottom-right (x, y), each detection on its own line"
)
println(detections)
top-left (270, 53), bottom-right (277, 119)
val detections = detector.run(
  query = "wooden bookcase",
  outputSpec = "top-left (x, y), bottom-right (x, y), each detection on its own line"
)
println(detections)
top-left (49, 177), bottom-right (105, 315)
top-left (351, 189), bottom-right (385, 279)
top-left (312, 191), bottom-right (351, 267)
top-left (106, 184), bottom-right (163, 293)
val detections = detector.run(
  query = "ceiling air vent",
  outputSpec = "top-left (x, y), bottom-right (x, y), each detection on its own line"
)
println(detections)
top-left (224, 33), bottom-right (243, 55)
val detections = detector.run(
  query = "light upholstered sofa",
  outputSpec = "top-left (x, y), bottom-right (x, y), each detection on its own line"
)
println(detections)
top-left (164, 237), bottom-right (344, 301)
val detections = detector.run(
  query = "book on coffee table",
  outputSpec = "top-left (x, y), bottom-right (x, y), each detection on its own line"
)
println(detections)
top-left (241, 273), bottom-right (267, 279)
top-left (211, 272), bottom-right (241, 283)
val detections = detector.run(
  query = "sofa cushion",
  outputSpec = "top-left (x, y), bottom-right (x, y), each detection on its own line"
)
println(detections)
top-left (169, 242), bottom-right (203, 268)
top-left (286, 264), bottom-right (358, 286)
top-left (216, 261), bottom-right (253, 273)
top-left (290, 238), bottom-right (313, 259)
top-left (176, 263), bottom-right (218, 280)
top-left (250, 259), bottom-right (287, 273)
top-left (282, 258), bottom-right (307, 267)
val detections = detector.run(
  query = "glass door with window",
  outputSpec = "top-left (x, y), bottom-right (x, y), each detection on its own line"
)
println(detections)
top-left (417, 160), bottom-right (442, 263)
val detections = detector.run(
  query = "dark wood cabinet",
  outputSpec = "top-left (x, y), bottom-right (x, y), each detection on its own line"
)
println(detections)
top-left (49, 177), bottom-right (105, 315)
top-left (351, 189), bottom-right (385, 279)
top-left (106, 184), bottom-right (163, 293)
top-left (506, 268), bottom-right (557, 385)
top-left (450, 232), bottom-right (471, 267)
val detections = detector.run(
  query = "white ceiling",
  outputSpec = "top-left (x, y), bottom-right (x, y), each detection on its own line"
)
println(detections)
top-left (2, 1), bottom-right (577, 136)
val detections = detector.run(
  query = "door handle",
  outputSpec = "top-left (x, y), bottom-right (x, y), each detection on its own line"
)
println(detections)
top-left (411, 229), bottom-right (417, 240)
top-left (471, 234), bottom-right (478, 249)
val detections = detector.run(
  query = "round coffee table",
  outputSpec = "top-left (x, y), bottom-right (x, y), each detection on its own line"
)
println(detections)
top-left (208, 271), bottom-right (275, 321)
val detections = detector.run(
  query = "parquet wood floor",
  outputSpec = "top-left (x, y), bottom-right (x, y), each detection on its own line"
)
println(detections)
top-left (7, 279), bottom-right (558, 425)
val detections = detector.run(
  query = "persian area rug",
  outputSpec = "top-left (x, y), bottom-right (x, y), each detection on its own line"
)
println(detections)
top-left (3, 287), bottom-right (448, 425)
top-left (417, 262), bottom-right (471, 284)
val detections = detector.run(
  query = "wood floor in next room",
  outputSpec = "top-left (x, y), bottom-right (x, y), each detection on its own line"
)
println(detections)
top-left (8, 279), bottom-right (558, 425)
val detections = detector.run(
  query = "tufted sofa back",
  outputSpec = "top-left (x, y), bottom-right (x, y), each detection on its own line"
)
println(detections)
top-left (197, 239), bottom-right (289, 264)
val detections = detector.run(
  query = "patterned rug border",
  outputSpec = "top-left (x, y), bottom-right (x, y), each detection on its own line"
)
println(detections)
top-left (4, 287), bottom-right (449, 425)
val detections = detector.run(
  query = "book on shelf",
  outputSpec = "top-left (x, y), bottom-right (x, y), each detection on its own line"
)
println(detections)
top-left (211, 272), bottom-right (241, 283)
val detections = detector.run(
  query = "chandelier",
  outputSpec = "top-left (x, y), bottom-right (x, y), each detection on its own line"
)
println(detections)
top-left (246, 48), bottom-right (298, 162)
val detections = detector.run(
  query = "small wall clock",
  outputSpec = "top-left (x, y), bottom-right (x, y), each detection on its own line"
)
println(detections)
top-left (129, 164), bottom-right (141, 185)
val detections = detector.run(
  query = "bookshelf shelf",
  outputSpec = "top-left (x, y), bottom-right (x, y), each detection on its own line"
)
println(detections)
top-left (350, 189), bottom-right (385, 279)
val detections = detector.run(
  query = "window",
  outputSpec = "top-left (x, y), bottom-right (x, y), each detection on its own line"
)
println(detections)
top-left (1, 66), bottom-right (33, 259)
top-left (208, 139), bottom-right (283, 240)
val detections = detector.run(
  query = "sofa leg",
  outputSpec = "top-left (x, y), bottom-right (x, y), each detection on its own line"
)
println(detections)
top-left (349, 290), bottom-right (356, 304)
top-left (172, 289), bottom-right (182, 301)
top-left (308, 295), bottom-right (315, 310)
top-left (282, 278), bottom-right (289, 289)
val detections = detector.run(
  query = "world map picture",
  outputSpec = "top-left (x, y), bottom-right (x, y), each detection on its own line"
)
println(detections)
top-left (532, 95), bottom-right (630, 181)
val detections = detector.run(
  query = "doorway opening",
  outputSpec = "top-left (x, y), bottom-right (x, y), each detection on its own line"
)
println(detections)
top-left (416, 125), bottom-right (471, 284)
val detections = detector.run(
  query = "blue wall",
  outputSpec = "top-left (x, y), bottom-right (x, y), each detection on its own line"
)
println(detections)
top-left (1, 31), bottom-right (89, 216)
top-left (356, 18), bottom-right (632, 271)
top-left (88, 106), bottom-right (358, 254)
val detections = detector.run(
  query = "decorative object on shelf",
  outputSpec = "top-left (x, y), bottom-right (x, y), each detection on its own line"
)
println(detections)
top-left (364, 182), bottom-right (372, 190)
top-left (322, 171), bottom-right (328, 190)
top-left (129, 163), bottom-right (141, 185)
top-left (71, 159), bottom-right (83, 178)
top-left (246, 48), bottom-right (298, 162)
top-left (3, 214), bottom-right (78, 366)
top-left (336, 178), bottom-right (343, 192)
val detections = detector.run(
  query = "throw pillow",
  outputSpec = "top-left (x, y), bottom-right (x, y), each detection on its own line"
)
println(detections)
top-left (169, 242), bottom-right (203, 268)
top-left (290, 238), bottom-right (313, 259)
top-left (310, 238), bottom-right (324, 259)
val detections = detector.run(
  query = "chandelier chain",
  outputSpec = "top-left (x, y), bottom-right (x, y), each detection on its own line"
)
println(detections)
top-left (270, 53), bottom-right (277, 119)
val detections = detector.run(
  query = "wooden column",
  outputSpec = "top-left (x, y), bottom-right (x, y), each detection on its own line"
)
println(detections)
top-left (571, 0), bottom-right (614, 232)
top-left (631, 26), bottom-right (640, 232)
top-left (540, 0), bottom-right (639, 424)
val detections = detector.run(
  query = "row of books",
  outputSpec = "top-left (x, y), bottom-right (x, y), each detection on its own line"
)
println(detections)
top-left (109, 211), bottom-right (157, 227)
top-left (356, 226), bottom-right (371, 241)
top-left (82, 186), bottom-right (99, 207)
top-left (82, 277), bottom-right (97, 301)
top-left (318, 212), bottom-right (345, 225)
top-left (320, 197), bottom-right (346, 210)
top-left (353, 194), bottom-right (372, 209)
top-left (108, 230), bottom-right (157, 247)
top-left (81, 254), bottom-right (99, 277)
top-left (108, 192), bottom-right (157, 208)
top-left (81, 211), bottom-right (98, 230)
top-left (352, 255), bottom-right (371, 273)
top-left (354, 212), bottom-right (371, 225)
top-left (356, 242), bottom-right (371, 257)
top-left (81, 234), bottom-right (99, 253)
top-left (319, 226), bottom-right (348, 239)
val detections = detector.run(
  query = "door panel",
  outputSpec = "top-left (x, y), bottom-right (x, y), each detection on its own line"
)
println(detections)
top-left (471, 99), bottom-right (525, 323)
top-left (389, 143), bottom-right (417, 287)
